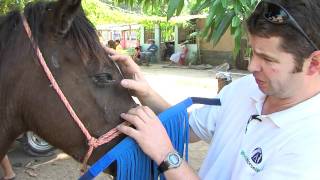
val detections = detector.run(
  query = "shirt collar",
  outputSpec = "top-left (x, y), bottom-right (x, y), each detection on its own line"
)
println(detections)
top-left (248, 78), bottom-right (320, 128)
top-left (267, 93), bottom-right (320, 128)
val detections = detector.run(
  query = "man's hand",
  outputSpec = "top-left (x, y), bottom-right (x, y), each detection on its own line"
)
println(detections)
top-left (104, 46), bottom-right (152, 99)
top-left (103, 46), bottom-right (171, 112)
top-left (118, 106), bottom-right (200, 180)
top-left (117, 106), bottom-right (175, 165)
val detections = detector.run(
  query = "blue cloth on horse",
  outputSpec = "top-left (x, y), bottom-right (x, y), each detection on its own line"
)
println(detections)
top-left (79, 97), bottom-right (221, 180)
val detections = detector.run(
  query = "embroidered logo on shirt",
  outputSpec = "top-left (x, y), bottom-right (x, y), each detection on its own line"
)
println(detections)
top-left (240, 150), bottom-right (262, 172)
top-left (251, 147), bottom-right (263, 164)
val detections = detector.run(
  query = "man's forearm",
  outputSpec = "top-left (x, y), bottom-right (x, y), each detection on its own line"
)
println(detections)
top-left (139, 90), bottom-right (171, 113)
top-left (163, 161), bottom-right (200, 180)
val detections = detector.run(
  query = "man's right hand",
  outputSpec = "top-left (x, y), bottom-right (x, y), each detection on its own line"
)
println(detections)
top-left (108, 53), bottom-right (151, 100)
top-left (104, 46), bottom-right (171, 113)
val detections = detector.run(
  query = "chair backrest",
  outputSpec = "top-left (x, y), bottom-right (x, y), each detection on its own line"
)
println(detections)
top-left (140, 44), bottom-right (150, 52)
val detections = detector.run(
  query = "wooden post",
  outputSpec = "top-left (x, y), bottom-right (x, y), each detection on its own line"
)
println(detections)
top-left (154, 23), bottom-right (161, 63)
top-left (174, 24), bottom-right (179, 53)
top-left (140, 26), bottom-right (145, 44)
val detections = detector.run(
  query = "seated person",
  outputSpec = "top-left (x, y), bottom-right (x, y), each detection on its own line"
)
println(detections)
top-left (114, 39), bottom-right (123, 53)
top-left (169, 44), bottom-right (188, 65)
top-left (140, 39), bottom-right (158, 65)
top-left (133, 45), bottom-right (142, 64)
top-left (107, 40), bottom-right (116, 50)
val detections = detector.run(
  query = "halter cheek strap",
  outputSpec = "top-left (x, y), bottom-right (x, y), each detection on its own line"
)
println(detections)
top-left (21, 14), bottom-right (128, 172)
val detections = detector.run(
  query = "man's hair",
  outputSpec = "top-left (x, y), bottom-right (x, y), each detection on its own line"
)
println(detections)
top-left (115, 39), bottom-right (120, 43)
top-left (246, 0), bottom-right (320, 72)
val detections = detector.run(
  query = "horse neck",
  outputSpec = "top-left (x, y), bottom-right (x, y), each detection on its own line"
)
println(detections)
top-left (0, 25), bottom-right (39, 158)
top-left (0, 59), bottom-right (29, 160)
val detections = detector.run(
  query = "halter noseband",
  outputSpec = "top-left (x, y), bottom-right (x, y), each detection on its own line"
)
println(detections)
top-left (21, 14), bottom-right (128, 172)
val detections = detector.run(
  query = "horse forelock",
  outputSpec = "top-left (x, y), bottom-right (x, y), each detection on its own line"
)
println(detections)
top-left (68, 12), bottom-right (109, 65)
top-left (0, 11), bottom-right (21, 56)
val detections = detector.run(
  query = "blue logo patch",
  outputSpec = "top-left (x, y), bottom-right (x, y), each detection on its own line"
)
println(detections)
top-left (251, 147), bottom-right (263, 164)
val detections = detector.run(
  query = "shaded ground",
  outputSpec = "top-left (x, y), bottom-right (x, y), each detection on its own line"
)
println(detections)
top-left (2, 64), bottom-right (248, 179)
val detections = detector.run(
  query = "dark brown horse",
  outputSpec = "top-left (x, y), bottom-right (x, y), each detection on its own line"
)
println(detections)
top-left (0, 0), bottom-right (136, 170)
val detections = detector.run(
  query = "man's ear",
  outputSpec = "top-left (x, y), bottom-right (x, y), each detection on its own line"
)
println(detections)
top-left (307, 51), bottom-right (320, 75)
top-left (54, 0), bottom-right (82, 35)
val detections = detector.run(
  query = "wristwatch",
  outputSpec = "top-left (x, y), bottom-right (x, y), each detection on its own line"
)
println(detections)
top-left (158, 151), bottom-right (182, 173)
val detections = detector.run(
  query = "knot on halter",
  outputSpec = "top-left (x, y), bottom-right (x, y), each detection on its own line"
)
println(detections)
top-left (88, 137), bottom-right (99, 148)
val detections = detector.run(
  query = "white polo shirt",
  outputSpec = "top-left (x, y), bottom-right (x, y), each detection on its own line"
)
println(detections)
top-left (189, 75), bottom-right (320, 180)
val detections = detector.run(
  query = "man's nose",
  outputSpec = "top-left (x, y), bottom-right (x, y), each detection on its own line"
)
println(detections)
top-left (247, 56), bottom-right (261, 73)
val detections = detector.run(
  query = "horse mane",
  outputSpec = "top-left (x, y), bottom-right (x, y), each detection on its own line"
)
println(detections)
top-left (0, 11), bottom-right (21, 56)
top-left (0, 1), bottom-right (106, 63)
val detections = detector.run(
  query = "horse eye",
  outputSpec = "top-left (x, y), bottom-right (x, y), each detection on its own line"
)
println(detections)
top-left (45, 4), bottom-right (53, 11)
top-left (91, 73), bottom-right (116, 88)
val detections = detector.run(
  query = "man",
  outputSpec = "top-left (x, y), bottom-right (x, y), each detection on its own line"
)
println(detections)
top-left (141, 39), bottom-right (158, 65)
top-left (109, 0), bottom-right (320, 179)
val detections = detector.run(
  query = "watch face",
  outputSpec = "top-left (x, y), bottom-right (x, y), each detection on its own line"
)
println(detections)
top-left (158, 151), bottom-right (182, 172)
top-left (169, 154), bottom-right (180, 165)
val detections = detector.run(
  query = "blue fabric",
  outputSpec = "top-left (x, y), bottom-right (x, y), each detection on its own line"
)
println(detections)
top-left (79, 97), bottom-right (220, 180)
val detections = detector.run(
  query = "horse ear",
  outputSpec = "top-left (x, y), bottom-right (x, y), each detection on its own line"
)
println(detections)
top-left (54, 0), bottom-right (82, 35)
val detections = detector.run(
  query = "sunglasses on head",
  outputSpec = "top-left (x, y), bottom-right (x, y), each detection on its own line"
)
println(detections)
top-left (257, 0), bottom-right (319, 51)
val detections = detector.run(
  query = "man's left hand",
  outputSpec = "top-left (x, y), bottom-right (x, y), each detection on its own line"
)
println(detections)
top-left (117, 106), bottom-right (175, 165)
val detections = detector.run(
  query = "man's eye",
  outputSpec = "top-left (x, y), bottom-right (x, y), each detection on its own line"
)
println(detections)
top-left (263, 57), bottom-right (274, 62)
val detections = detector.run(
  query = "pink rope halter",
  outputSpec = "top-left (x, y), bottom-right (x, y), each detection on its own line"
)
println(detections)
top-left (21, 14), bottom-right (128, 172)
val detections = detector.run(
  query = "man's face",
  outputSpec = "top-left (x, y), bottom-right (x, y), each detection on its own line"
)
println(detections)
top-left (248, 35), bottom-right (307, 98)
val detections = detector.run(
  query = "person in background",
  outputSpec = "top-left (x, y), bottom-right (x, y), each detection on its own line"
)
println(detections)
top-left (169, 43), bottom-right (188, 66)
top-left (115, 39), bottom-right (123, 53)
top-left (133, 40), bottom-right (142, 64)
top-left (146, 39), bottom-right (158, 55)
top-left (140, 39), bottom-right (158, 65)
top-left (108, 0), bottom-right (320, 179)
top-left (107, 40), bottom-right (116, 50)
top-left (0, 155), bottom-right (15, 180)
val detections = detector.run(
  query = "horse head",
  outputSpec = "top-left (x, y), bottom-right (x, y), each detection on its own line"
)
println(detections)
top-left (0, 0), bottom-right (136, 169)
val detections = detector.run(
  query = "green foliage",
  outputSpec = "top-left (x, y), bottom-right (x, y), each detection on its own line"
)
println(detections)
top-left (113, 0), bottom-right (170, 16)
top-left (0, 0), bottom-right (259, 58)
top-left (115, 0), bottom-right (260, 57)
top-left (167, 0), bottom-right (184, 20)
top-left (0, 0), bottom-right (152, 26)
top-left (113, 0), bottom-right (195, 18)
top-left (82, 0), bottom-right (143, 25)
top-left (0, 0), bottom-right (33, 15)
top-left (139, 19), bottom-right (175, 42)
top-left (160, 22), bottom-right (174, 41)
top-left (192, 0), bottom-right (258, 57)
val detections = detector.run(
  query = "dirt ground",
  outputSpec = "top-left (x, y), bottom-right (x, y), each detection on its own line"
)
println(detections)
top-left (2, 64), bottom-right (248, 179)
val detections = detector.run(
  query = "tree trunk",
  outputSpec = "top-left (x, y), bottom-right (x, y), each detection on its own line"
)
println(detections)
top-left (235, 38), bottom-right (249, 70)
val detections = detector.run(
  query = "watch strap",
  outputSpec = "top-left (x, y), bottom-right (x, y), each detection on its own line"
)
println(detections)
top-left (158, 160), bottom-right (170, 173)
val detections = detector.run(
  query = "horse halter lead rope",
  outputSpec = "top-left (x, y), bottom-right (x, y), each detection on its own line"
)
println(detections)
top-left (21, 14), bottom-right (128, 172)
